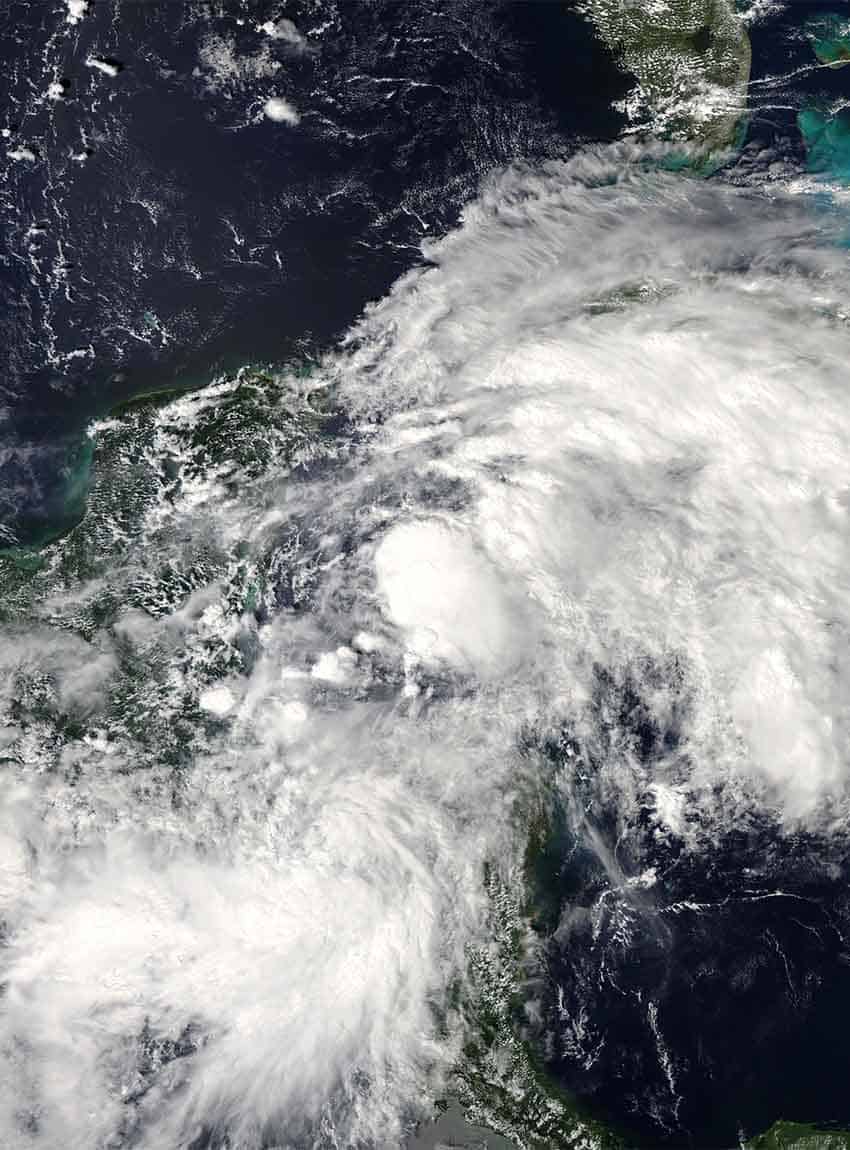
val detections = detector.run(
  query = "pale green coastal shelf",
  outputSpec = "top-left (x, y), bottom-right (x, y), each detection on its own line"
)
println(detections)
top-left (806, 12), bottom-right (850, 68)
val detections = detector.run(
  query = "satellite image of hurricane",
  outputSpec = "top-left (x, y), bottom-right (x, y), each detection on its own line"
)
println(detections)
top-left (3, 2), bottom-right (850, 1148)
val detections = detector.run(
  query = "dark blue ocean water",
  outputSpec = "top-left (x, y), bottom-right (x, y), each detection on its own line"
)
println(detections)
top-left (524, 648), bottom-right (850, 1149)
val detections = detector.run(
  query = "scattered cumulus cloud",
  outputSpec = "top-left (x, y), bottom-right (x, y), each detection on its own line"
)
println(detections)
top-left (85, 56), bottom-right (121, 78)
top-left (196, 32), bottom-right (280, 95)
top-left (263, 96), bottom-right (300, 124)
top-left (257, 17), bottom-right (308, 51)
top-left (65, 0), bottom-right (88, 25)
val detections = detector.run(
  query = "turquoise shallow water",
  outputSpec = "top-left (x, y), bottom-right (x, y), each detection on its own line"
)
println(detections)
top-left (806, 11), bottom-right (850, 68)
top-left (798, 10), bottom-right (850, 192)
top-left (3, 435), bottom-right (95, 552)
top-left (799, 107), bottom-right (850, 184)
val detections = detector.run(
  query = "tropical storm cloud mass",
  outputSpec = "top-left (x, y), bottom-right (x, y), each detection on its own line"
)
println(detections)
top-left (2, 3), bottom-right (850, 1150)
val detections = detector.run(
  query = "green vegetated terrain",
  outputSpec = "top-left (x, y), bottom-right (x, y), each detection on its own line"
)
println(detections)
top-left (747, 1121), bottom-right (850, 1150)
top-left (452, 861), bottom-right (626, 1150)
top-left (578, 0), bottom-right (751, 148)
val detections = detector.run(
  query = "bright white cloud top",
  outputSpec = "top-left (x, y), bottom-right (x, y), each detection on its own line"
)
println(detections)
top-left (263, 96), bottom-right (300, 125)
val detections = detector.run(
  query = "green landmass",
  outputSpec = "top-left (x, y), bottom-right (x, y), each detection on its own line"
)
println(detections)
top-left (452, 866), bottom-right (625, 1150)
top-left (448, 723), bottom-right (636, 1150)
top-left (747, 1120), bottom-right (850, 1150)
top-left (0, 359), bottom-right (321, 557)
top-left (579, 0), bottom-right (751, 149)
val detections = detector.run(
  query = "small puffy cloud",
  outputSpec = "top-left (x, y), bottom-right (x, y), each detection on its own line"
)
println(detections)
top-left (257, 18), bottom-right (307, 51)
top-left (198, 684), bottom-right (235, 716)
top-left (263, 96), bottom-right (300, 125)
top-left (311, 647), bottom-right (357, 685)
top-left (66, 0), bottom-right (88, 24)
top-left (86, 57), bottom-right (122, 78)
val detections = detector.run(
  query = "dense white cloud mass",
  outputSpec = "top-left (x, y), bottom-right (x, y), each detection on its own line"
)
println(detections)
top-left (339, 145), bottom-right (850, 820)
top-left (263, 96), bottom-right (300, 125)
top-left (65, 0), bottom-right (88, 26)
top-left (375, 519), bottom-right (528, 677)
top-left (3, 144), bottom-right (850, 1146)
